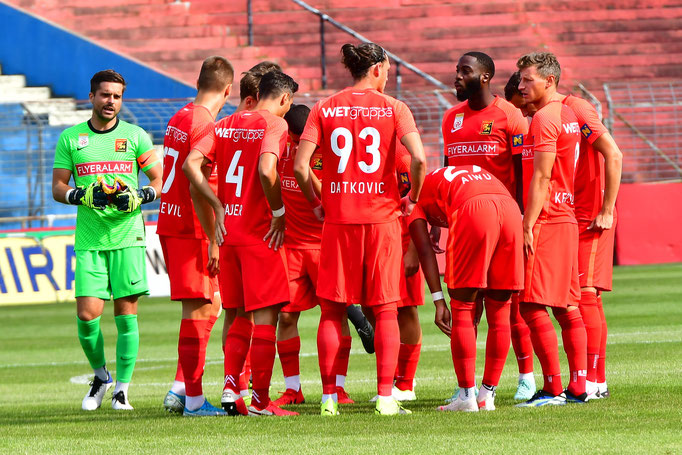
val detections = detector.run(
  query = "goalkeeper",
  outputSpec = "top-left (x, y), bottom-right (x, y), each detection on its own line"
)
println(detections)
top-left (52, 70), bottom-right (161, 412)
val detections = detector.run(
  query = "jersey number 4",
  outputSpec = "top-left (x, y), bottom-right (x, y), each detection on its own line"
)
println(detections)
top-left (225, 150), bottom-right (244, 197)
top-left (331, 127), bottom-right (381, 174)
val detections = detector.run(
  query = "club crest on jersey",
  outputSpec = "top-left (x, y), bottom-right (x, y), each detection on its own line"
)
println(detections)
top-left (512, 134), bottom-right (524, 147)
top-left (581, 124), bottom-right (592, 139)
top-left (312, 156), bottom-right (323, 170)
top-left (78, 133), bottom-right (89, 148)
top-left (115, 139), bottom-right (127, 153)
top-left (480, 121), bottom-right (494, 135)
top-left (451, 113), bottom-right (464, 132)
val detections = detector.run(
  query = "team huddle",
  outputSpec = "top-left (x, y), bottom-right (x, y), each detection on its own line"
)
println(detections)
top-left (52, 42), bottom-right (622, 416)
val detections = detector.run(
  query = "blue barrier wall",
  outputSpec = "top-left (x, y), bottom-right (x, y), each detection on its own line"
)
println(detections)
top-left (0, 3), bottom-right (196, 99)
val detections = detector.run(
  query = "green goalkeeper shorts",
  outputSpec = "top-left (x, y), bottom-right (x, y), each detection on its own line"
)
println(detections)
top-left (75, 247), bottom-right (149, 300)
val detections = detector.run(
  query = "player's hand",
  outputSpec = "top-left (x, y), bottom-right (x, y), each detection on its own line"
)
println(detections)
top-left (403, 244), bottom-right (420, 277)
top-left (213, 205), bottom-right (226, 246)
top-left (264, 213), bottom-right (285, 251)
top-left (429, 225), bottom-right (445, 254)
top-left (114, 186), bottom-right (155, 213)
top-left (473, 295), bottom-right (484, 327)
top-left (400, 195), bottom-right (416, 216)
top-left (207, 240), bottom-right (219, 276)
top-left (523, 226), bottom-right (535, 257)
top-left (588, 210), bottom-right (613, 231)
top-left (312, 203), bottom-right (325, 222)
top-left (69, 182), bottom-right (109, 210)
top-left (434, 300), bottom-right (451, 337)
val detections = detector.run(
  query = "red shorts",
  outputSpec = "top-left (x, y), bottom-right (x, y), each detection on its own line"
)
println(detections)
top-left (399, 270), bottom-right (425, 308)
top-left (522, 222), bottom-right (580, 308)
top-left (219, 242), bottom-right (289, 311)
top-left (445, 195), bottom-right (524, 291)
top-left (317, 220), bottom-right (402, 306)
top-left (282, 247), bottom-right (320, 313)
top-left (159, 235), bottom-right (219, 302)
top-left (578, 220), bottom-right (616, 292)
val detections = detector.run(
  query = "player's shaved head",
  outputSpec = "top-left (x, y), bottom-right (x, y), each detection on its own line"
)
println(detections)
top-left (258, 71), bottom-right (299, 100)
top-left (197, 56), bottom-right (234, 92)
top-left (504, 71), bottom-right (522, 101)
top-left (239, 61), bottom-right (282, 101)
top-left (517, 52), bottom-right (561, 87)
top-left (463, 51), bottom-right (495, 79)
top-left (284, 104), bottom-right (311, 136)
top-left (341, 43), bottom-right (387, 80)
top-left (90, 69), bottom-right (126, 94)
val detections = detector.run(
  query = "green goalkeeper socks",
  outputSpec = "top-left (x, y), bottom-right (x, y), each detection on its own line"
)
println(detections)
top-left (77, 316), bottom-right (106, 371)
top-left (114, 314), bottom-right (139, 384)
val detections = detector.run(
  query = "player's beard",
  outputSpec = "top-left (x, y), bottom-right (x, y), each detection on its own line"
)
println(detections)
top-left (95, 103), bottom-right (119, 123)
top-left (455, 78), bottom-right (482, 102)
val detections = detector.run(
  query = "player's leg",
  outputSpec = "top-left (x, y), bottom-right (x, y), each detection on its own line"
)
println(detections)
top-left (478, 290), bottom-right (512, 411)
top-left (394, 304), bottom-right (421, 401)
top-left (579, 288), bottom-right (601, 398)
top-left (510, 293), bottom-right (536, 400)
top-left (335, 314), bottom-right (354, 403)
top-left (318, 299), bottom-right (345, 415)
top-left (596, 294), bottom-right (609, 397)
top-left (273, 310), bottom-right (305, 406)
top-left (346, 304), bottom-right (374, 354)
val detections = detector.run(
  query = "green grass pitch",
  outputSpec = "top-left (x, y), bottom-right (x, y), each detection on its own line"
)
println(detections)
top-left (1, 264), bottom-right (681, 454)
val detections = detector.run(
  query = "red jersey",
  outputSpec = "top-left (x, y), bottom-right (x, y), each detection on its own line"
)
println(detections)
top-left (408, 165), bottom-right (511, 228)
top-left (204, 110), bottom-right (288, 246)
top-left (521, 133), bottom-right (534, 208)
top-left (279, 140), bottom-right (323, 249)
top-left (561, 95), bottom-right (609, 221)
top-left (395, 143), bottom-right (413, 252)
top-left (442, 96), bottom-right (527, 196)
top-left (300, 87), bottom-right (419, 224)
top-left (157, 103), bottom-right (217, 239)
top-left (527, 101), bottom-right (580, 224)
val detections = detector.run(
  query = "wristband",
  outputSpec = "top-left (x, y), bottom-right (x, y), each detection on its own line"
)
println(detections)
top-left (272, 206), bottom-right (285, 217)
top-left (431, 291), bottom-right (444, 301)
top-left (309, 195), bottom-right (322, 208)
top-left (142, 186), bottom-right (157, 203)
top-left (409, 194), bottom-right (418, 204)
top-left (65, 189), bottom-right (76, 204)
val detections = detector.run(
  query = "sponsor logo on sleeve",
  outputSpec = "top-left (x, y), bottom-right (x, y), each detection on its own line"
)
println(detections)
top-left (451, 112), bottom-right (464, 132)
top-left (399, 172), bottom-right (410, 185)
top-left (512, 134), bottom-right (524, 147)
top-left (581, 124), bottom-right (593, 139)
top-left (480, 121), bottom-right (494, 135)
top-left (115, 139), bottom-right (127, 153)
top-left (312, 156), bottom-right (323, 170)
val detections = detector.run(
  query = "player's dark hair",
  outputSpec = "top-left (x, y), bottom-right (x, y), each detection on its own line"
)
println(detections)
top-left (258, 71), bottom-right (299, 100)
top-left (517, 52), bottom-right (561, 86)
top-left (284, 104), bottom-right (311, 136)
top-left (239, 61), bottom-right (282, 101)
top-left (197, 56), bottom-right (234, 92)
top-left (341, 43), bottom-right (387, 80)
top-left (90, 69), bottom-right (126, 94)
top-left (504, 71), bottom-right (522, 101)
top-left (463, 51), bottom-right (495, 79)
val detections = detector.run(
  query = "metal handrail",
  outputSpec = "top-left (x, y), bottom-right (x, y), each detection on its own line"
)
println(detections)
top-left (288, 0), bottom-right (450, 97)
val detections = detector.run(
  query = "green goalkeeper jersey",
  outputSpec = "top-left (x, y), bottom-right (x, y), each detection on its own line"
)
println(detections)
top-left (53, 118), bottom-right (158, 251)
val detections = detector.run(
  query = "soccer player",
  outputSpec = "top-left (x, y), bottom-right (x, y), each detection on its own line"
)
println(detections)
top-left (272, 104), bottom-right (356, 406)
top-left (158, 56), bottom-right (234, 416)
top-left (184, 70), bottom-right (299, 417)
top-left (407, 166), bottom-right (524, 412)
top-left (52, 70), bottom-right (161, 411)
top-left (442, 52), bottom-right (535, 401)
top-left (294, 42), bottom-right (426, 416)
top-left (557, 88), bottom-right (622, 400)
top-left (515, 52), bottom-right (587, 407)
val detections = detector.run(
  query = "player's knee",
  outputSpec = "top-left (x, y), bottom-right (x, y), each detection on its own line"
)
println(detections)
top-left (448, 287), bottom-right (478, 303)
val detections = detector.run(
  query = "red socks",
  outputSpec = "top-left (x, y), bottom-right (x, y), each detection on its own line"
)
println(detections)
top-left (482, 298), bottom-right (511, 388)
top-left (555, 309), bottom-right (587, 396)
top-left (317, 300), bottom-right (345, 395)
top-left (521, 304), bottom-right (563, 396)
top-left (597, 295), bottom-right (607, 383)
top-left (373, 302), bottom-right (400, 396)
top-left (449, 299), bottom-right (477, 389)
top-left (579, 291), bottom-right (601, 383)
top-left (510, 293), bottom-right (534, 374)
top-left (174, 314), bottom-right (217, 386)
top-left (178, 319), bottom-right (209, 397)
top-left (250, 324), bottom-right (277, 409)
top-left (223, 316), bottom-right (253, 393)
top-left (277, 336), bottom-right (301, 379)
top-left (394, 341), bottom-right (421, 391)
top-left (335, 335), bottom-right (352, 379)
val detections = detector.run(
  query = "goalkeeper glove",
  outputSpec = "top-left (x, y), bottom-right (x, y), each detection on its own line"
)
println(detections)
top-left (114, 186), bottom-right (156, 213)
top-left (66, 182), bottom-right (108, 210)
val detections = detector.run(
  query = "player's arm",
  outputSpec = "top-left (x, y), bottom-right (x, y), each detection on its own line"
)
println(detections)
top-left (142, 159), bottom-right (163, 197)
top-left (590, 132), bottom-right (623, 230)
top-left (259, 152), bottom-right (285, 250)
top-left (52, 168), bottom-right (74, 204)
top-left (189, 165), bottom-right (219, 274)
top-left (403, 239), bottom-right (420, 277)
top-left (310, 168), bottom-right (322, 197)
top-left (523, 151), bottom-right (555, 256)
top-left (409, 218), bottom-right (451, 337)
top-left (183, 149), bottom-right (226, 244)
top-left (513, 154), bottom-right (524, 212)
top-left (401, 132), bottom-right (426, 215)
top-left (294, 139), bottom-right (324, 220)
